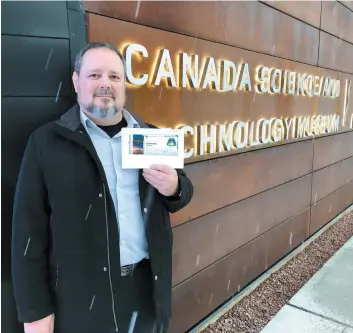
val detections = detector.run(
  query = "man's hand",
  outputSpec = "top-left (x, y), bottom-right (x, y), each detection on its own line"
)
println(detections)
top-left (143, 164), bottom-right (179, 197)
top-left (24, 314), bottom-right (54, 333)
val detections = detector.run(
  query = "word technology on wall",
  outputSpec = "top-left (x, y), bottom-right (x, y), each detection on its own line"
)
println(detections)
top-left (122, 43), bottom-right (352, 159)
top-left (178, 114), bottom-right (340, 158)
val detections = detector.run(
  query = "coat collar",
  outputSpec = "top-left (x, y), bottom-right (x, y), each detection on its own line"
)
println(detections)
top-left (55, 103), bottom-right (149, 131)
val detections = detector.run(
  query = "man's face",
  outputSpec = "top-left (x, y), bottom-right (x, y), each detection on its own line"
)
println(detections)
top-left (72, 47), bottom-right (126, 120)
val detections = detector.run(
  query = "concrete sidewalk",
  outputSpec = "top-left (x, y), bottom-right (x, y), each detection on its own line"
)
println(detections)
top-left (260, 236), bottom-right (353, 333)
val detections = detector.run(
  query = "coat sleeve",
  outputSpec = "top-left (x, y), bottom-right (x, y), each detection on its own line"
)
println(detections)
top-left (11, 133), bottom-right (54, 323)
top-left (161, 168), bottom-right (194, 213)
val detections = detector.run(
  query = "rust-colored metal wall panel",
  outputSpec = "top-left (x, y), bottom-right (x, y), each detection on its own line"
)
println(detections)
top-left (318, 69), bottom-right (353, 126)
top-left (312, 156), bottom-right (353, 204)
top-left (172, 141), bottom-right (313, 226)
top-left (80, 6), bottom-right (353, 333)
top-left (86, 11), bottom-right (318, 131)
top-left (265, 209), bottom-right (310, 266)
top-left (319, 31), bottom-right (353, 74)
top-left (86, 14), bottom-right (348, 165)
top-left (84, 1), bottom-right (319, 65)
top-left (340, 0), bottom-right (353, 11)
top-left (310, 181), bottom-right (353, 235)
top-left (170, 208), bottom-right (310, 333)
top-left (263, 1), bottom-right (321, 28)
top-left (172, 174), bottom-right (311, 286)
top-left (321, 1), bottom-right (353, 44)
top-left (313, 131), bottom-right (353, 171)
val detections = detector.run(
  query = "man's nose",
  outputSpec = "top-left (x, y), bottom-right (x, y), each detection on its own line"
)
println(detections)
top-left (98, 75), bottom-right (112, 89)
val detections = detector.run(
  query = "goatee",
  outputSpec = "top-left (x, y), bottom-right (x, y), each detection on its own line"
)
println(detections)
top-left (86, 103), bottom-right (120, 119)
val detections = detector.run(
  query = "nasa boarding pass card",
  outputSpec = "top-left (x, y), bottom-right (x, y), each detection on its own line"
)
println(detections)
top-left (121, 128), bottom-right (184, 169)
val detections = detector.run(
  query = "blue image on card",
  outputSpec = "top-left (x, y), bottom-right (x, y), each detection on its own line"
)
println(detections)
top-left (132, 134), bottom-right (145, 154)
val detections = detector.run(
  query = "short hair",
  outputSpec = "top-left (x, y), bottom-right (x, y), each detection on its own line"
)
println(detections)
top-left (74, 41), bottom-right (126, 77)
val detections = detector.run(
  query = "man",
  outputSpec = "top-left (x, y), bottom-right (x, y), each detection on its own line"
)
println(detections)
top-left (11, 42), bottom-right (193, 333)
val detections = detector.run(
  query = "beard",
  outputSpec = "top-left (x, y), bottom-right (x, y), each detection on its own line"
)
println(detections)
top-left (79, 86), bottom-right (124, 119)
top-left (86, 99), bottom-right (121, 119)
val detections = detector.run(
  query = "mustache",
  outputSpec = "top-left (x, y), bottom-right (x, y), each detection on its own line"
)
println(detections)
top-left (94, 88), bottom-right (115, 98)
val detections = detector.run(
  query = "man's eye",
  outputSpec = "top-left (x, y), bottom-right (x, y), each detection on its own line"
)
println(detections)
top-left (90, 74), bottom-right (100, 78)
top-left (111, 76), bottom-right (120, 81)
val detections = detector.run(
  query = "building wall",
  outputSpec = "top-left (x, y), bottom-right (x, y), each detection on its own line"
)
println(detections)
top-left (1, 2), bottom-right (85, 331)
top-left (2, 2), bottom-right (353, 333)
top-left (82, 2), bottom-right (353, 332)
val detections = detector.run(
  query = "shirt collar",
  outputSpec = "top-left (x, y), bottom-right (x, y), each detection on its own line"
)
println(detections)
top-left (122, 108), bottom-right (140, 128)
top-left (79, 108), bottom-right (140, 133)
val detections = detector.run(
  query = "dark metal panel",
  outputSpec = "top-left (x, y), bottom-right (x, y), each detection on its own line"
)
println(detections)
top-left (67, 0), bottom-right (84, 11)
top-left (1, 97), bottom-right (72, 191)
top-left (68, 8), bottom-right (87, 73)
top-left (170, 208), bottom-right (310, 333)
top-left (1, 97), bottom-right (72, 275)
top-left (262, 1), bottom-right (321, 28)
top-left (1, 97), bottom-right (72, 332)
top-left (84, 1), bottom-right (319, 65)
top-left (310, 181), bottom-right (353, 235)
top-left (1, 1), bottom-right (69, 38)
top-left (321, 1), bottom-right (353, 44)
top-left (313, 131), bottom-right (353, 171)
top-left (172, 174), bottom-right (312, 286)
top-left (2, 35), bottom-right (71, 97)
top-left (312, 156), bottom-right (353, 204)
top-left (171, 140), bottom-right (313, 226)
top-left (319, 31), bottom-right (353, 74)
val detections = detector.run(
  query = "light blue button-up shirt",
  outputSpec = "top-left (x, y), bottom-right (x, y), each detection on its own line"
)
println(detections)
top-left (80, 109), bottom-right (149, 266)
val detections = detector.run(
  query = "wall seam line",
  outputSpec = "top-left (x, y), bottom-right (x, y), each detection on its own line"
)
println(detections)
top-left (172, 207), bottom-right (312, 289)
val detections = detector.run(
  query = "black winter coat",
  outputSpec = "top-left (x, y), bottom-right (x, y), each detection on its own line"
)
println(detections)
top-left (11, 104), bottom-right (194, 333)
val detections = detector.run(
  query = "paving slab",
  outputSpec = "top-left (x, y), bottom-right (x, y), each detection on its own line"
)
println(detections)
top-left (260, 305), bottom-right (346, 333)
top-left (289, 237), bottom-right (353, 326)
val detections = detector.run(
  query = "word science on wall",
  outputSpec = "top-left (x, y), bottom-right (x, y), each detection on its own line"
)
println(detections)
top-left (122, 43), bottom-right (352, 158)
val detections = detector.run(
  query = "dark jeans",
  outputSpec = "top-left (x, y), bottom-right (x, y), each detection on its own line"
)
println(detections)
top-left (115, 259), bottom-right (157, 333)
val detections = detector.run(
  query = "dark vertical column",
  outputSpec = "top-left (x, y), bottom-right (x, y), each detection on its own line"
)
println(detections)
top-left (67, 0), bottom-right (87, 101)
top-left (1, 1), bottom-right (86, 332)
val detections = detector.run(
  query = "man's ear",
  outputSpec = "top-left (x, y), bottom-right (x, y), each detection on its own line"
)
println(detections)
top-left (72, 71), bottom-right (79, 93)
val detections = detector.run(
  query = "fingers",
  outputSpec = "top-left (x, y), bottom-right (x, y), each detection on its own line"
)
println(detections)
top-left (143, 173), bottom-right (164, 188)
top-left (143, 173), bottom-right (170, 196)
top-left (147, 164), bottom-right (174, 174)
top-left (143, 164), bottom-right (178, 196)
top-left (142, 168), bottom-right (167, 181)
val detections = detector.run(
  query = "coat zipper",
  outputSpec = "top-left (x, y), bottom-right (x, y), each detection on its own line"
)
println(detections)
top-left (103, 183), bottom-right (119, 332)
